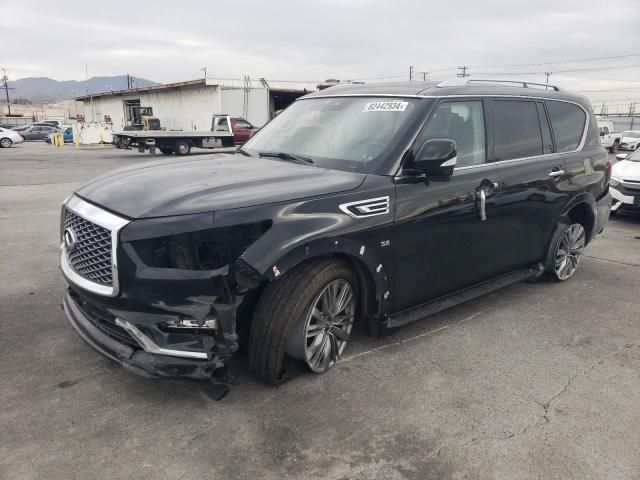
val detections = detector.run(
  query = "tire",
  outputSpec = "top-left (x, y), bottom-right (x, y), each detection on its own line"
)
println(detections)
top-left (0, 137), bottom-right (12, 148)
top-left (546, 221), bottom-right (586, 281)
top-left (173, 140), bottom-right (191, 155)
top-left (159, 147), bottom-right (173, 155)
top-left (609, 140), bottom-right (618, 154)
top-left (249, 259), bottom-right (358, 384)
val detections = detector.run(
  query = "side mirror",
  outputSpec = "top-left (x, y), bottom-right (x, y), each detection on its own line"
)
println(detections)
top-left (616, 153), bottom-right (628, 161)
top-left (411, 139), bottom-right (457, 178)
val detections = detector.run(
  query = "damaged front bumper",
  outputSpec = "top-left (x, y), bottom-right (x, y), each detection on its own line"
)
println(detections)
top-left (63, 289), bottom-right (225, 379)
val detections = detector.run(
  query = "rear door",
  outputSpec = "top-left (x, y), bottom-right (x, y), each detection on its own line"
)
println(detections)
top-left (546, 100), bottom-right (606, 208)
top-left (490, 98), bottom-right (585, 270)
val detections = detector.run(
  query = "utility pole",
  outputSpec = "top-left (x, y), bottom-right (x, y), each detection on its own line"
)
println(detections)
top-left (1, 68), bottom-right (13, 116)
top-left (409, 65), bottom-right (414, 82)
top-left (419, 71), bottom-right (429, 81)
top-left (630, 102), bottom-right (636, 130)
top-left (544, 71), bottom-right (552, 89)
top-left (201, 67), bottom-right (207, 79)
top-left (457, 66), bottom-right (469, 78)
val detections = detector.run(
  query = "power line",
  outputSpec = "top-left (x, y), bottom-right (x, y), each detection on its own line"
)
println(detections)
top-left (473, 64), bottom-right (640, 76)
top-left (579, 87), bottom-right (640, 93)
top-left (472, 52), bottom-right (640, 69)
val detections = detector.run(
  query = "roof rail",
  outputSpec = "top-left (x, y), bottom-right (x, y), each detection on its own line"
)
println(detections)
top-left (436, 78), bottom-right (562, 91)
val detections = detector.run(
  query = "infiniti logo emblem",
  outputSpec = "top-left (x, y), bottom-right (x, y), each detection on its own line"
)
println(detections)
top-left (64, 227), bottom-right (78, 252)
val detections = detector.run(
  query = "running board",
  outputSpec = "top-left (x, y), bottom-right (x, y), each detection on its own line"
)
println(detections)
top-left (385, 264), bottom-right (544, 328)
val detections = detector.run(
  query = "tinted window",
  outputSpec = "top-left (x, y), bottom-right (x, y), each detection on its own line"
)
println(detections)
top-left (546, 101), bottom-right (585, 152)
top-left (416, 101), bottom-right (485, 167)
top-left (235, 120), bottom-right (252, 129)
top-left (491, 100), bottom-right (543, 161)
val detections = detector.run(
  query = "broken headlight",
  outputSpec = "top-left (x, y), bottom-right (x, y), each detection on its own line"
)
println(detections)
top-left (124, 215), bottom-right (272, 271)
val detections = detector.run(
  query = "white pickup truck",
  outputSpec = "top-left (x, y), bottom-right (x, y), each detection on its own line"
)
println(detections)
top-left (598, 120), bottom-right (621, 153)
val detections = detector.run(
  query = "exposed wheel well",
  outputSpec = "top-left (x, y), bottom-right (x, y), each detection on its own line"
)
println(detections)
top-left (565, 202), bottom-right (595, 243)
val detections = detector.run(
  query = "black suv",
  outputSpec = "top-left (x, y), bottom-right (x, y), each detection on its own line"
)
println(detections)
top-left (60, 80), bottom-right (612, 387)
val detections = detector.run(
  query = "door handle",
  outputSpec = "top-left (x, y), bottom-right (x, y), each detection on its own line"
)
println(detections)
top-left (478, 189), bottom-right (487, 221)
top-left (548, 169), bottom-right (565, 178)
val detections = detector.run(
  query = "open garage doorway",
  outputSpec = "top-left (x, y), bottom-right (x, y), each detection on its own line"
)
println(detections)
top-left (269, 89), bottom-right (308, 118)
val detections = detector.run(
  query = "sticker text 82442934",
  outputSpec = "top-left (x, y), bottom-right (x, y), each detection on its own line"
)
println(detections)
top-left (362, 101), bottom-right (408, 112)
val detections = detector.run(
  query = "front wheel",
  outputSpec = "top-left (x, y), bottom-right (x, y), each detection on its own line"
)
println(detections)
top-left (609, 140), bottom-right (618, 153)
top-left (0, 137), bottom-right (12, 148)
top-left (249, 259), bottom-right (358, 384)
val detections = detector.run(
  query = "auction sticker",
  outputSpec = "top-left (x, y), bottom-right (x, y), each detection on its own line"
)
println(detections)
top-left (362, 101), bottom-right (408, 112)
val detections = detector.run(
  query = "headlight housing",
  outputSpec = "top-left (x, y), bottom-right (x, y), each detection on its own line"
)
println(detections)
top-left (121, 214), bottom-right (272, 271)
top-left (610, 177), bottom-right (621, 188)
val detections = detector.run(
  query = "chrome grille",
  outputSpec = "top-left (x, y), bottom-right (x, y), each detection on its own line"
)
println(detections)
top-left (64, 209), bottom-right (113, 286)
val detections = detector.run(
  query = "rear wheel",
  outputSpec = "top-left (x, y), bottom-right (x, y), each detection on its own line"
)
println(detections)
top-left (0, 137), bottom-right (12, 148)
top-left (548, 222), bottom-right (586, 281)
top-left (173, 140), bottom-right (191, 155)
top-left (249, 259), bottom-right (357, 384)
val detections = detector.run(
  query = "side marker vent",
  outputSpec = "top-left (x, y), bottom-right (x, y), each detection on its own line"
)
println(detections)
top-left (339, 196), bottom-right (390, 218)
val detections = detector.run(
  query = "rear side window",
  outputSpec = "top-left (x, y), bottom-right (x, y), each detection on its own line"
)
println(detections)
top-left (546, 101), bottom-right (586, 152)
top-left (416, 100), bottom-right (486, 167)
top-left (491, 100), bottom-right (543, 161)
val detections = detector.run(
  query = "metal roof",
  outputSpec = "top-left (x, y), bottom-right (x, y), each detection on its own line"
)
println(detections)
top-left (75, 79), bottom-right (207, 101)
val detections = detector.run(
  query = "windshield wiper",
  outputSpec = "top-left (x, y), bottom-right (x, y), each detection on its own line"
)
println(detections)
top-left (258, 151), bottom-right (314, 165)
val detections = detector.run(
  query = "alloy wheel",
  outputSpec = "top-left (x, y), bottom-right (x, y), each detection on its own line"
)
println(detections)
top-left (0, 138), bottom-right (11, 148)
top-left (554, 223), bottom-right (586, 280)
top-left (287, 278), bottom-right (356, 373)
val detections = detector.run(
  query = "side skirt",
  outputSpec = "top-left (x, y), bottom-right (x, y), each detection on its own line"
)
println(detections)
top-left (385, 264), bottom-right (544, 328)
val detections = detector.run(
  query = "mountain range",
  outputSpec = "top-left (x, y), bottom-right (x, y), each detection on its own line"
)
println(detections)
top-left (7, 76), bottom-right (159, 103)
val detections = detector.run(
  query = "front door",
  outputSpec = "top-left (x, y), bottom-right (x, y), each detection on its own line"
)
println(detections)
top-left (392, 99), bottom-right (504, 311)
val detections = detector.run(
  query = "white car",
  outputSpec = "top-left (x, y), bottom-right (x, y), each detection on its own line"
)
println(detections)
top-left (0, 127), bottom-right (24, 148)
top-left (618, 130), bottom-right (640, 151)
top-left (611, 149), bottom-right (640, 213)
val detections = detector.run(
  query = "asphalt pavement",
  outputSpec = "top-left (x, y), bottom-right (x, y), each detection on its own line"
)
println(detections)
top-left (1, 142), bottom-right (639, 479)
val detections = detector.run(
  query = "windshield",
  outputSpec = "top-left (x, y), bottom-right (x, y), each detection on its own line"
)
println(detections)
top-left (627, 149), bottom-right (640, 162)
top-left (243, 96), bottom-right (421, 173)
top-left (622, 131), bottom-right (640, 138)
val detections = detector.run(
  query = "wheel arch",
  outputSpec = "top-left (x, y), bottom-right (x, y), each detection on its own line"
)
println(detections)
top-left (561, 195), bottom-right (596, 244)
top-left (241, 237), bottom-right (390, 321)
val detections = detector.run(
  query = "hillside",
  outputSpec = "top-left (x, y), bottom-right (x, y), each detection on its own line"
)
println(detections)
top-left (7, 76), bottom-right (159, 102)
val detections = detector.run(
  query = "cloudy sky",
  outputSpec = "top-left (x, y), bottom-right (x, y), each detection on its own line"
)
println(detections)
top-left (3, 0), bottom-right (640, 111)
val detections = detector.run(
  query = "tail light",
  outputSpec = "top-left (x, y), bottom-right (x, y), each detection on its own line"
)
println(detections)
top-left (606, 161), bottom-right (612, 177)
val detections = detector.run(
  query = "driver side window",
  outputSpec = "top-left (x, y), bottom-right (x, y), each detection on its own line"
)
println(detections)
top-left (416, 101), bottom-right (486, 167)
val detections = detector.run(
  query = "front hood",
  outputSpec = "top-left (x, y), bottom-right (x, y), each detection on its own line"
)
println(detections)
top-left (621, 137), bottom-right (639, 144)
top-left (613, 160), bottom-right (640, 182)
top-left (76, 153), bottom-right (366, 218)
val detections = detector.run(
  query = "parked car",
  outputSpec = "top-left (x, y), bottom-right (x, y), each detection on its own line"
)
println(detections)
top-left (20, 125), bottom-right (58, 140)
top-left (59, 80), bottom-right (611, 391)
top-left (211, 116), bottom-right (258, 145)
top-left (611, 148), bottom-right (640, 214)
top-left (41, 120), bottom-right (63, 129)
top-left (45, 127), bottom-right (73, 144)
top-left (619, 130), bottom-right (640, 151)
top-left (0, 127), bottom-right (24, 148)
top-left (13, 122), bottom-right (59, 132)
top-left (597, 120), bottom-right (621, 153)
top-left (0, 123), bottom-right (17, 129)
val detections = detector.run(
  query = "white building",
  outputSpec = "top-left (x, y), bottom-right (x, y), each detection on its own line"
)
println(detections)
top-left (76, 77), bottom-right (321, 131)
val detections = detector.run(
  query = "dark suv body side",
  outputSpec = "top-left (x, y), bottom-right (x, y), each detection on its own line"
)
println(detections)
top-left (59, 81), bottom-right (611, 386)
